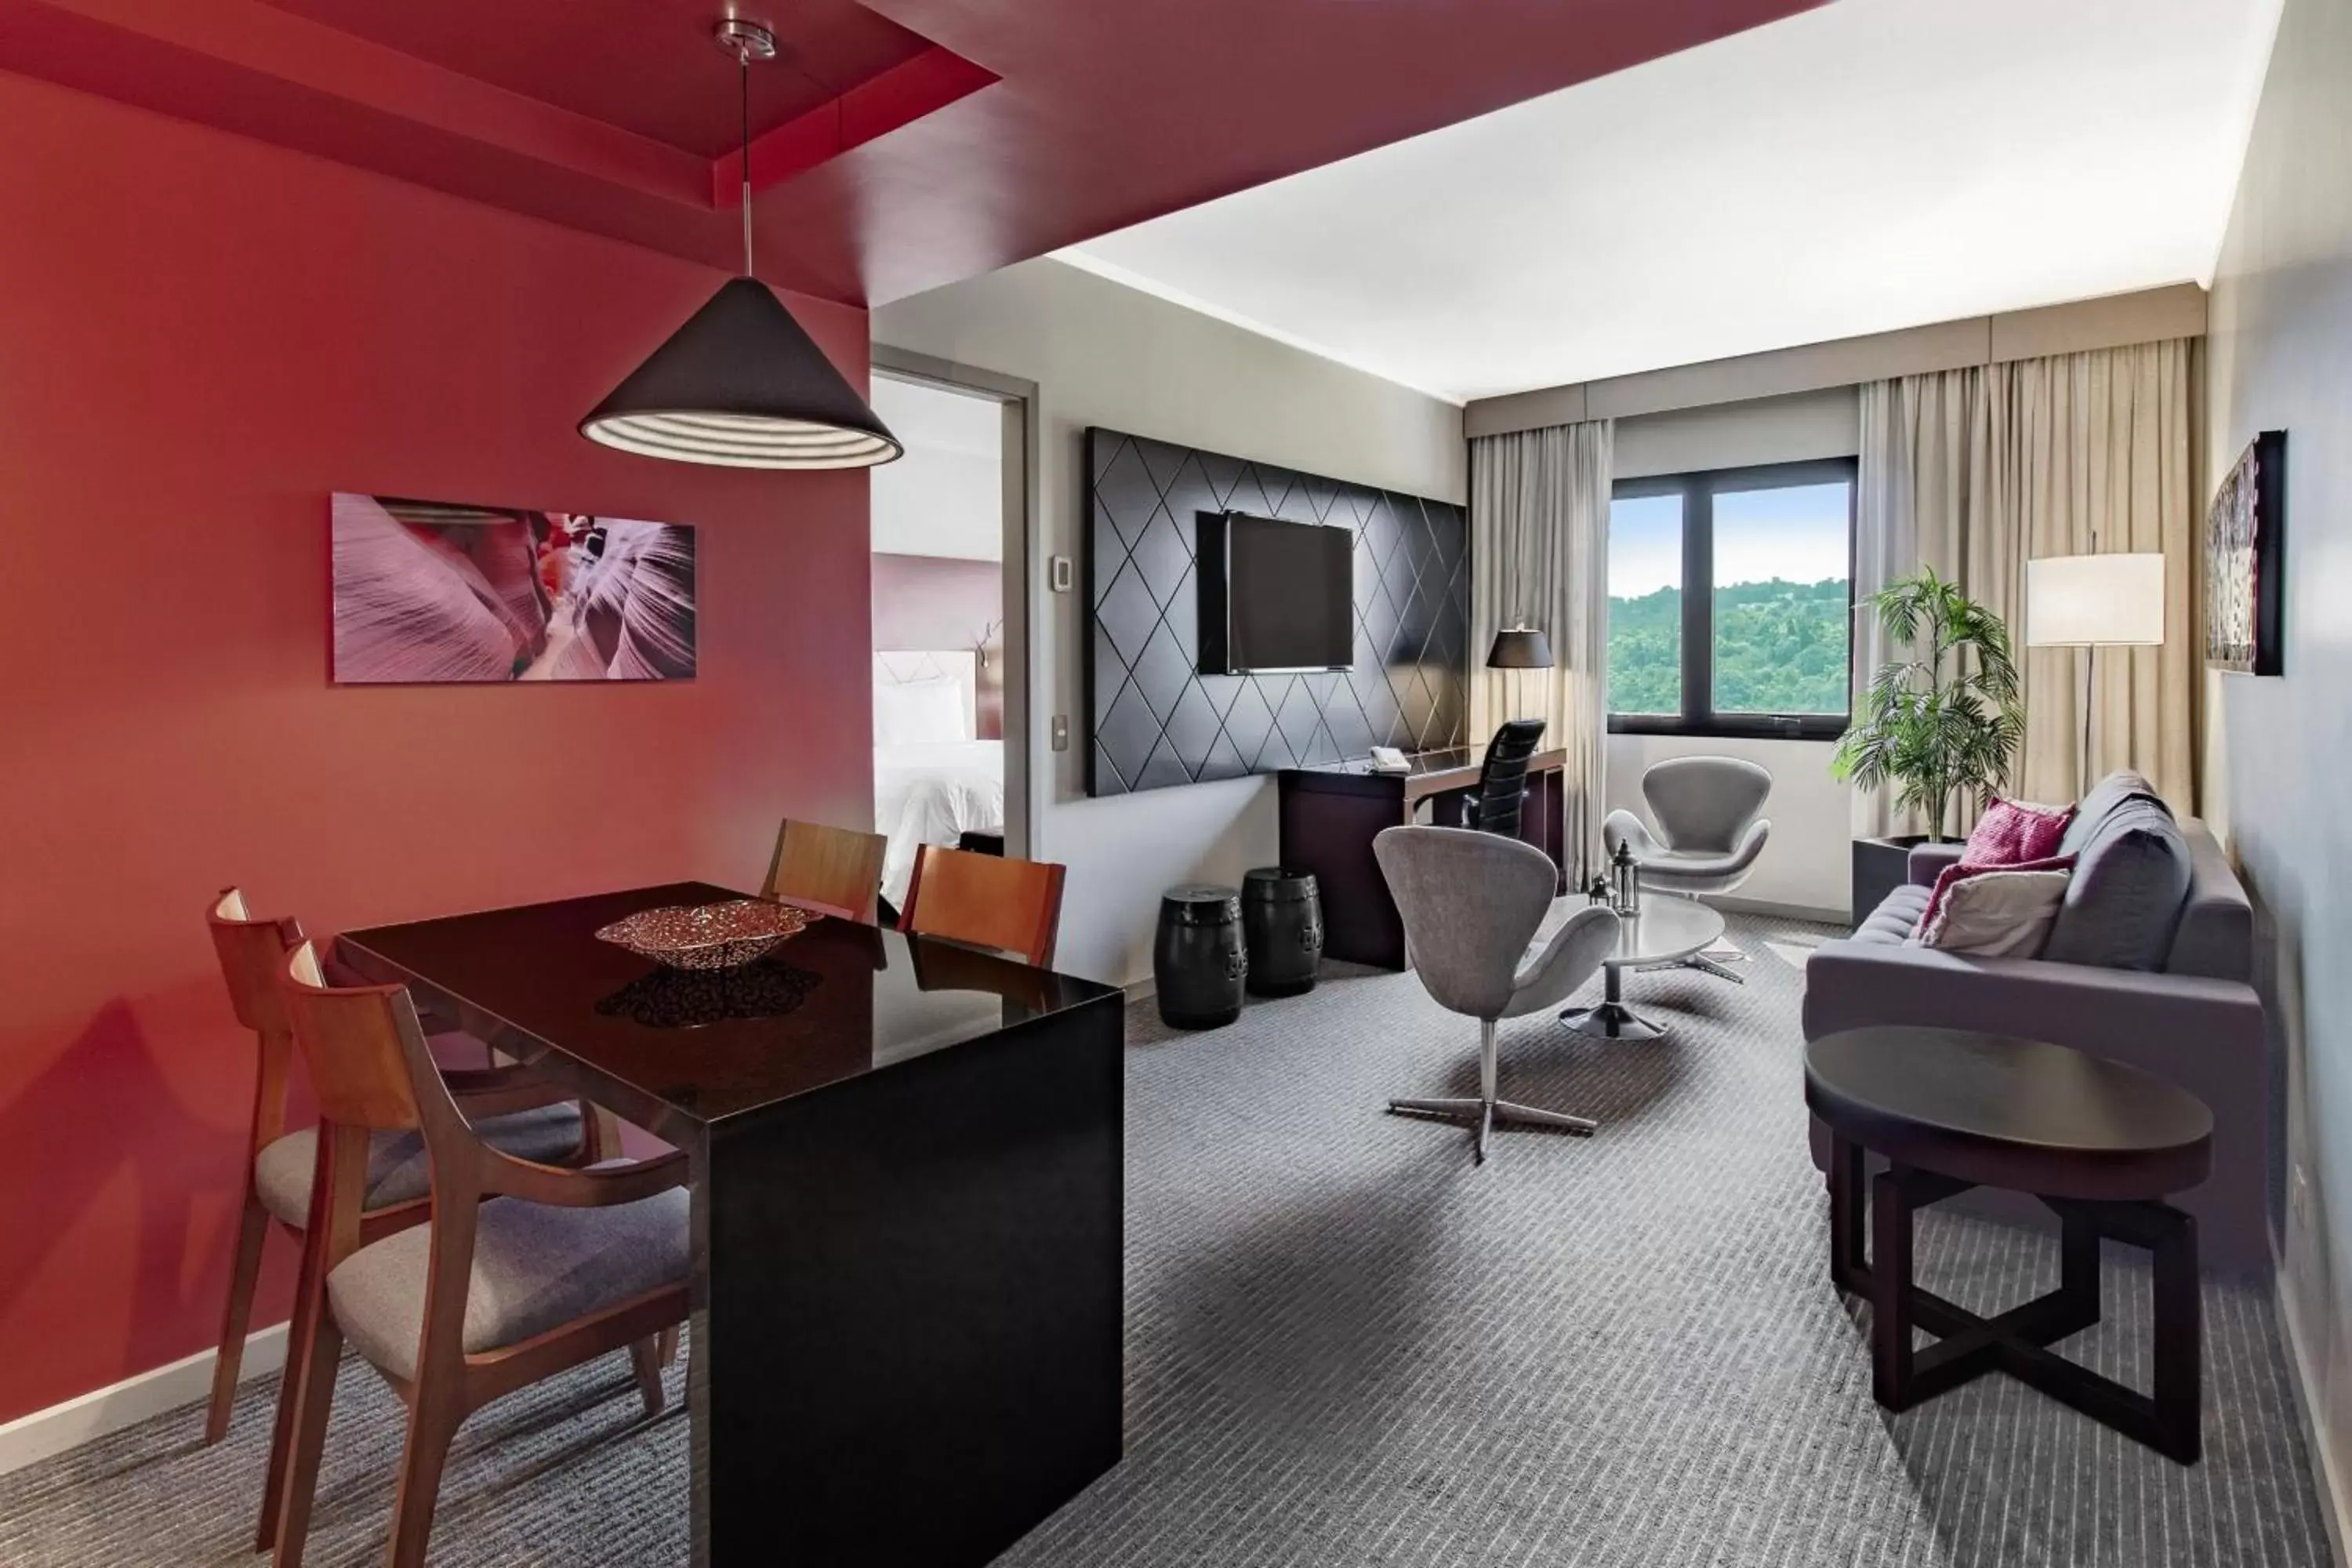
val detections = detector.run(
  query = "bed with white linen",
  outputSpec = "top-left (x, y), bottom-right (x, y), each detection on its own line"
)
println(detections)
top-left (874, 652), bottom-right (1004, 907)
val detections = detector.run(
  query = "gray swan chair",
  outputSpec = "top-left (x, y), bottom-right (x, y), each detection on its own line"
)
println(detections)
top-left (1373, 826), bottom-right (1621, 1163)
top-left (1601, 755), bottom-right (1772, 980)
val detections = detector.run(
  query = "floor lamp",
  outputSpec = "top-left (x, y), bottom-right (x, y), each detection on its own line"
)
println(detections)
top-left (2024, 552), bottom-right (2165, 790)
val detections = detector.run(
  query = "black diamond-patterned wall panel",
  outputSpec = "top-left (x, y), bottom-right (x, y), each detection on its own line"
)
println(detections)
top-left (1085, 426), bottom-right (1469, 797)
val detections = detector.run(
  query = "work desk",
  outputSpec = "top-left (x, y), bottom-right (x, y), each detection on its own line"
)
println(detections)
top-left (1277, 746), bottom-right (1568, 968)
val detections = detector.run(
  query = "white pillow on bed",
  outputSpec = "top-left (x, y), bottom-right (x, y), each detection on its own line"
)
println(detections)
top-left (875, 677), bottom-right (970, 745)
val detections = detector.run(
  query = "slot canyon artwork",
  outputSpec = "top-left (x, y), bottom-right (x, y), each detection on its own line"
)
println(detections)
top-left (332, 493), bottom-right (697, 682)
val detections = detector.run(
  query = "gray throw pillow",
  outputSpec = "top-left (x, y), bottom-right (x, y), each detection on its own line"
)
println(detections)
top-left (2042, 795), bottom-right (2190, 970)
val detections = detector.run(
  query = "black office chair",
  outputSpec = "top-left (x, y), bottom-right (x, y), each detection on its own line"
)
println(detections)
top-left (1460, 719), bottom-right (1547, 836)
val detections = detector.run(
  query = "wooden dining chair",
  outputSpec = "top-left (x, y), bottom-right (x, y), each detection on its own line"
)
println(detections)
top-left (270, 940), bottom-right (691, 1568)
top-left (205, 890), bottom-right (605, 1443)
top-left (761, 817), bottom-right (887, 921)
top-left (898, 843), bottom-right (1068, 967)
top-left (204, 891), bottom-right (611, 1549)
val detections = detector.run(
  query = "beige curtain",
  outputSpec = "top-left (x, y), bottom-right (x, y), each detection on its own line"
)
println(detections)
top-left (1468, 419), bottom-right (1613, 884)
top-left (1853, 339), bottom-right (2198, 836)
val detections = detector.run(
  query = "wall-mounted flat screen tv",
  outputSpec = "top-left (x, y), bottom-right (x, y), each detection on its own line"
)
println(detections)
top-left (1197, 511), bottom-right (1354, 674)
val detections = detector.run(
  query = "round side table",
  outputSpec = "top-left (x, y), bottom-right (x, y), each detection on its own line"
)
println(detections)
top-left (1558, 898), bottom-right (1725, 1040)
top-left (1805, 1026), bottom-right (2213, 1463)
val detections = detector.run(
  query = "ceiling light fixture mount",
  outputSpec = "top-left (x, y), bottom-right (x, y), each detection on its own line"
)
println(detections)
top-left (713, 18), bottom-right (779, 62)
top-left (578, 15), bottom-right (901, 470)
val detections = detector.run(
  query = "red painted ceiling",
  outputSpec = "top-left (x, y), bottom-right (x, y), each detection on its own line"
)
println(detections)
top-left (253, 0), bottom-right (939, 158)
top-left (0, 0), bottom-right (1824, 307)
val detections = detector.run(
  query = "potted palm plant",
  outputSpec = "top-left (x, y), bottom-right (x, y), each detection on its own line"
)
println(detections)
top-left (1832, 568), bottom-right (2023, 916)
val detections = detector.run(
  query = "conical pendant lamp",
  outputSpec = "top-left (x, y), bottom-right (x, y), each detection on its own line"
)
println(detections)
top-left (580, 20), bottom-right (901, 470)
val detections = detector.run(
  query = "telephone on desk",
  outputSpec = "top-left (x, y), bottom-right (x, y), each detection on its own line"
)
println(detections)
top-left (1367, 746), bottom-right (1412, 774)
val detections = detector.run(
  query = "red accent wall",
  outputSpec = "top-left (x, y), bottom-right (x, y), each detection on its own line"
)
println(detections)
top-left (871, 552), bottom-right (1004, 739)
top-left (0, 73), bottom-right (873, 1427)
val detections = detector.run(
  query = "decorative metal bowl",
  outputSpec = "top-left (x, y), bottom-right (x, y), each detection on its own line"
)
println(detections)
top-left (593, 898), bottom-right (814, 971)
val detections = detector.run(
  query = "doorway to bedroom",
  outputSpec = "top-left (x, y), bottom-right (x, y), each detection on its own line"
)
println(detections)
top-left (869, 365), bottom-right (1030, 919)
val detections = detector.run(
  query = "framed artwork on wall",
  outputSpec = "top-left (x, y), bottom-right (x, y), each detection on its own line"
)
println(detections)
top-left (331, 493), bottom-right (697, 683)
top-left (2203, 430), bottom-right (2285, 677)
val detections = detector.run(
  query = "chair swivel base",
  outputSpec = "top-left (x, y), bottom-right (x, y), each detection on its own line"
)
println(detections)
top-left (1559, 961), bottom-right (1671, 1040)
top-left (1557, 1000), bottom-right (1668, 1040)
top-left (1388, 1095), bottom-right (1596, 1164)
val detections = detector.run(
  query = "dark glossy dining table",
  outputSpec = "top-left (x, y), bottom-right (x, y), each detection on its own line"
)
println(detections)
top-left (337, 880), bottom-right (1127, 1568)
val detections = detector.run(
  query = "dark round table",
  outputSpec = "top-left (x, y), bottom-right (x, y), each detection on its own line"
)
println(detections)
top-left (1804, 1026), bottom-right (2214, 1464)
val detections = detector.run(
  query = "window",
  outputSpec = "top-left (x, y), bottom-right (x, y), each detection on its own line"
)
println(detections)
top-left (1604, 491), bottom-right (1684, 717)
top-left (1606, 458), bottom-right (1854, 737)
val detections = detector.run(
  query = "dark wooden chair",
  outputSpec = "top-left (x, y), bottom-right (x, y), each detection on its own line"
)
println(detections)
top-left (899, 844), bottom-right (1068, 968)
top-left (203, 888), bottom-right (605, 1542)
top-left (761, 817), bottom-right (887, 921)
top-left (270, 939), bottom-right (689, 1568)
top-left (1459, 718), bottom-right (1548, 837)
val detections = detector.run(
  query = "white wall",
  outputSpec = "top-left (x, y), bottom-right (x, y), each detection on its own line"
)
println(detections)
top-left (870, 376), bottom-right (1004, 561)
top-left (2203, 0), bottom-right (2352, 1525)
top-left (1607, 387), bottom-right (1861, 918)
top-left (875, 258), bottom-right (1465, 985)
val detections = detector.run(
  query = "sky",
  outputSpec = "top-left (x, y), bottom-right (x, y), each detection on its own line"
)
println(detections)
top-left (1608, 481), bottom-right (1851, 597)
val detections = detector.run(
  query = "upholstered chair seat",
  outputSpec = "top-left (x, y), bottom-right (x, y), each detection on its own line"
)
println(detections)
top-left (253, 1103), bottom-right (586, 1229)
top-left (327, 1172), bottom-right (690, 1381)
top-left (1611, 843), bottom-right (1759, 888)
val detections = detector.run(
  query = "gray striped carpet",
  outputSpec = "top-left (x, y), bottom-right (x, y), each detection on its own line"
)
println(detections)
top-left (0, 914), bottom-right (2330, 1566)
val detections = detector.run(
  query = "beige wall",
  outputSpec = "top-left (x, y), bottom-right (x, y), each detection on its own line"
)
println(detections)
top-left (1470, 284), bottom-right (2208, 437)
top-left (2204, 0), bottom-right (2352, 1532)
top-left (875, 258), bottom-right (1466, 986)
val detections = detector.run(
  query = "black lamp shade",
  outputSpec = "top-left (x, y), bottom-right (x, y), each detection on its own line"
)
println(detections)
top-left (581, 276), bottom-right (902, 470)
top-left (1486, 627), bottom-right (1554, 670)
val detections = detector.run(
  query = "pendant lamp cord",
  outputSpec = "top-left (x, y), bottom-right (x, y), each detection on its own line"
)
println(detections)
top-left (739, 48), bottom-right (754, 278)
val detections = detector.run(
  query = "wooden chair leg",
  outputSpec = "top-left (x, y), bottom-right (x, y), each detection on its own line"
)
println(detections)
top-left (656, 1326), bottom-right (681, 1368)
top-left (205, 1190), bottom-right (270, 1444)
top-left (258, 1218), bottom-right (328, 1552)
top-left (580, 1102), bottom-right (623, 1163)
top-left (629, 1338), bottom-right (668, 1417)
top-left (385, 1403), bottom-right (463, 1568)
top-left (269, 1309), bottom-right (343, 1568)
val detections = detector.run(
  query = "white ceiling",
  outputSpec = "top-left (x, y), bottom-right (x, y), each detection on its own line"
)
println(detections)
top-left (1057, 0), bottom-right (2282, 405)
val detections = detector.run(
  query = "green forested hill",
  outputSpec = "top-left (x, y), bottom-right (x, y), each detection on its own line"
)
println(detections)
top-left (1608, 577), bottom-right (1849, 717)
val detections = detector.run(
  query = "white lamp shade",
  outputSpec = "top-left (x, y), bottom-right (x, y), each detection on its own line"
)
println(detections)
top-left (2024, 554), bottom-right (2166, 647)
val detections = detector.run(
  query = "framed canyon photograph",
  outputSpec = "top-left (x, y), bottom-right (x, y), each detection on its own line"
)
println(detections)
top-left (331, 493), bottom-right (697, 683)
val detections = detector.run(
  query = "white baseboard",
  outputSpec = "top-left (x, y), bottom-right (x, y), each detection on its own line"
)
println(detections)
top-left (2278, 1269), bottom-right (2351, 1568)
top-left (0, 1323), bottom-right (288, 1478)
top-left (1710, 894), bottom-right (1851, 925)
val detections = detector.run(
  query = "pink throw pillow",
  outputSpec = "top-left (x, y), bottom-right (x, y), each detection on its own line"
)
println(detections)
top-left (1916, 854), bottom-right (2077, 936)
top-left (1962, 796), bottom-right (2075, 866)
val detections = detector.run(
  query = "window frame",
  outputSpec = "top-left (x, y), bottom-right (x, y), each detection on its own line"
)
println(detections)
top-left (1606, 456), bottom-right (1858, 742)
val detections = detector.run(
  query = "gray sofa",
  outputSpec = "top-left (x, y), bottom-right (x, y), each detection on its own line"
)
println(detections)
top-left (1802, 772), bottom-right (2269, 1272)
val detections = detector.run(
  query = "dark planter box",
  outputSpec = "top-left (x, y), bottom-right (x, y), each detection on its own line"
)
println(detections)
top-left (1850, 834), bottom-right (1935, 927)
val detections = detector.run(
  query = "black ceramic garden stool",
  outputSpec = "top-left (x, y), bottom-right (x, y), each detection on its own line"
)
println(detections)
top-left (1806, 1026), bottom-right (2214, 1464)
top-left (1155, 885), bottom-right (1247, 1029)
top-left (1241, 866), bottom-right (1323, 998)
